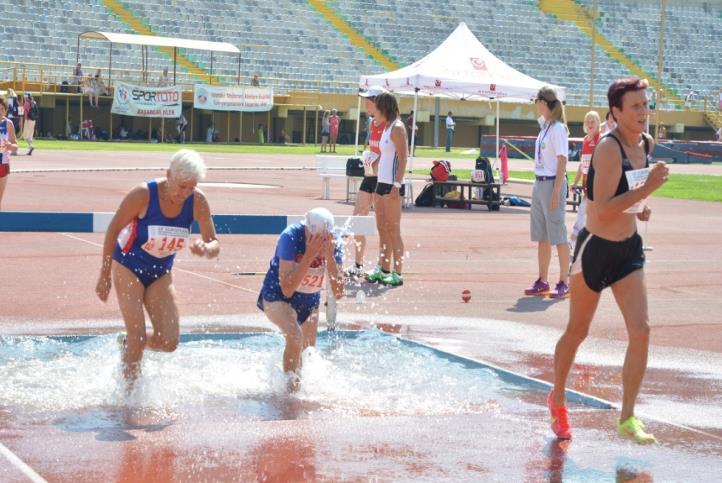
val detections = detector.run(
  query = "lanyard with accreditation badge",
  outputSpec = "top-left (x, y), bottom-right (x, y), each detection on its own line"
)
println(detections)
top-left (536, 121), bottom-right (554, 169)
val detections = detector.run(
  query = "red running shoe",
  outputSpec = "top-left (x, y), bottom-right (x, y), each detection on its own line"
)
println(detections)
top-left (547, 390), bottom-right (572, 439)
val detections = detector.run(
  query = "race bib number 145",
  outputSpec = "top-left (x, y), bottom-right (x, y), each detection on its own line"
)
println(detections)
top-left (142, 225), bottom-right (189, 258)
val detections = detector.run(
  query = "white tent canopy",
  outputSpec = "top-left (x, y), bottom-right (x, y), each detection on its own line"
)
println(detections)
top-left (359, 22), bottom-right (565, 102)
top-left (356, 22), bottom-right (565, 169)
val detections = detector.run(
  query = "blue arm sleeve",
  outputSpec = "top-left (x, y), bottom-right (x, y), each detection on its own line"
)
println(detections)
top-left (276, 231), bottom-right (297, 261)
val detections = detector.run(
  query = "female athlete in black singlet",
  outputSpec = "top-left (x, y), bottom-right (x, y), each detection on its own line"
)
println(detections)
top-left (547, 78), bottom-right (669, 444)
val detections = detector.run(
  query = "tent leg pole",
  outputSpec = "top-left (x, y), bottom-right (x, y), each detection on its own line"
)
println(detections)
top-left (434, 97), bottom-right (440, 148)
top-left (354, 96), bottom-right (361, 156)
top-left (495, 99), bottom-right (500, 170)
top-left (410, 90), bottom-right (419, 175)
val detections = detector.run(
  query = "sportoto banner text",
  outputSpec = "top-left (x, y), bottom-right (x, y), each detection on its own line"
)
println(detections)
top-left (194, 85), bottom-right (273, 112)
top-left (111, 82), bottom-right (182, 118)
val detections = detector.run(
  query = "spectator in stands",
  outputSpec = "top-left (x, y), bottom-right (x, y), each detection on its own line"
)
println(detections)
top-left (119, 124), bottom-right (129, 140)
top-left (601, 111), bottom-right (616, 135)
top-left (257, 123), bottom-right (265, 144)
top-left (5, 89), bottom-right (20, 135)
top-left (66, 116), bottom-right (74, 139)
top-left (365, 92), bottom-right (407, 287)
top-left (95, 149), bottom-right (220, 391)
top-left (158, 68), bottom-right (171, 87)
top-left (0, 97), bottom-right (19, 210)
top-left (684, 88), bottom-right (696, 110)
top-left (23, 94), bottom-right (38, 155)
top-left (329, 109), bottom-right (340, 153)
top-left (86, 70), bottom-right (104, 108)
top-left (94, 69), bottom-right (109, 95)
top-left (445, 111), bottom-right (455, 152)
top-left (405, 110), bottom-right (418, 156)
top-left (320, 110), bottom-right (330, 152)
top-left (548, 77), bottom-right (668, 445)
top-left (82, 119), bottom-right (95, 140)
top-left (73, 63), bottom-right (84, 92)
top-left (251, 74), bottom-right (261, 87)
top-left (525, 86), bottom-right (570, 299)
top-left (715, 126), bottom-right (722, 142)
top-left (659, 124), bottom-right (667, 139)
top-left (176, 112), bottom-right (188, 144)
top-left (278, 128), bottom-right (290, 144)
top-left (206, 122), bottom-right (216, 143)
top-left (22, 93), bottom-right (30, 136)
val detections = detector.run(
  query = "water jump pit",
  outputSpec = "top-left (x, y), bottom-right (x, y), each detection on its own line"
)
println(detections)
top-left (2, 329), bottom-right (720, 482)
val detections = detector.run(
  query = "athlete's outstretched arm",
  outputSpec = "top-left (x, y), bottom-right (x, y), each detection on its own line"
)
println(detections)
top-left (95, 185), bottom-right (147, 301)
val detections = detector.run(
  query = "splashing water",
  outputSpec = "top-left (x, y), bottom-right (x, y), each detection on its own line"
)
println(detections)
top-left (0, 332), bottom-right (514, 423)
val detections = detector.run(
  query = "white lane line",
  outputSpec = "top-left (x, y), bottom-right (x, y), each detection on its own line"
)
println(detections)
top-left (15, 166), bottom-right (309, 174)
top-left (58, 233), bottom-right (257, 295)
top-left (0, 442), bottom-right (47, 483)
top-left (174, 267), bottom-right (257, 294)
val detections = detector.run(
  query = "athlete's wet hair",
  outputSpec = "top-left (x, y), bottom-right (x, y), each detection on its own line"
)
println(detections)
top-left (169, 149), bottom-right (207, 180)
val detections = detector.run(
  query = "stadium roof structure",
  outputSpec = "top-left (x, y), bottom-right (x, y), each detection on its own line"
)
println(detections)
top-left (77, 31), bottom-right (242, 85)
top-left (78, 32), bottom-right (240, 53)
top-left (356, 23), bottom-right (566, 164)
top-left (359, 22), bottom-right (565, 103)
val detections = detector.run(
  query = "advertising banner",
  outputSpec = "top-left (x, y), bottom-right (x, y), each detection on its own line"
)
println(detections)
top-left (194, 84), bottom-right (273, 112)
top-left (111, 82), bottom-right (182, 118)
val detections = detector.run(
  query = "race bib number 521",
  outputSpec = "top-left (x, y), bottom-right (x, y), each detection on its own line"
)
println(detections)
top-left (297, 265), bottom-right (325, 294)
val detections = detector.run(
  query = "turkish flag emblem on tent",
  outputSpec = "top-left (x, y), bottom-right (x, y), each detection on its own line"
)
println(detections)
top-left (490, 84), bottom-right (496, 92)
top-left (435, 79), bottom-right (442, 87)
top-left (470, 58), bottom-right (487, 70)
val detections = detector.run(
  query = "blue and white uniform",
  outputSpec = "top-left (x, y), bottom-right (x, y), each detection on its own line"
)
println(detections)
top-left (257, 223), bottom-right (343, 324)
top-left (112, 179), bottom-right (194, 287)
top-left (0, 118), bottom-right (10, 178)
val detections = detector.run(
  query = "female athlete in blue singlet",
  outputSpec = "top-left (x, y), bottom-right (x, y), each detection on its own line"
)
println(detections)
top-left (96, 149), bottom-right (220, 388)
top-left (0, 97), bottom-right (19, 210)
top-left (258, 207), bottom-right (344, 390)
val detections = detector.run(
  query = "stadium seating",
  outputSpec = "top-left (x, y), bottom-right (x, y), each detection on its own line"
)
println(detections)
top-left (0, 0), bottom-right (719, 107)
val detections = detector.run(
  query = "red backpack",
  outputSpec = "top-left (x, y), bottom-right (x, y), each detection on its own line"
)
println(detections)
top-left (431, 160), bottom-right (451, 181)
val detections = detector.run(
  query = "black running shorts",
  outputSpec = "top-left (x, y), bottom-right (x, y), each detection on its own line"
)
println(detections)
top-left (570, 228), bottom-right (645, 292)
top-left (375, 182), bottom-right (405, 197)
top-left (359, 176), bottom-right (377, 194)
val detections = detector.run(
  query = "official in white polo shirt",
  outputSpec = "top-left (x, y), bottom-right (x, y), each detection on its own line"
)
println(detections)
top-left (525, 86), bottom-right (571, 299)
